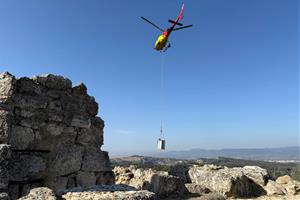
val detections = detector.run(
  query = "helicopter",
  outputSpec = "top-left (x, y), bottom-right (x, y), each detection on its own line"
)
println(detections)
top-left (141, 3), bottom-right (193, 52)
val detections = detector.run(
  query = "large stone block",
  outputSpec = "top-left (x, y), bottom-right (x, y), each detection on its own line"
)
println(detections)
top-left (32, 74), bottom-right (72, 91)
top-left (50, 145), bottom-right (84, 176)
top-left (148, 174), bottom-right (186, 198)
top-left (14, 95), bottom-right (48, 110)
top-left (77, 171), bottom-right (96, 187)
top-left (81, 147), bottom-right (111, 172)
top-left (32, 126), bottom-right (76, 151)
top-left (71, 115), bottom-right (91, 128)
top-left (9, 126), bottom-right (35, 150)
top-left (9, 153), bottom-right (46, 182)
top-left (76, 128), bottom-right (103, 148)
top-left (0, 72), bottom-right (15, 101)
top-left (61, 95), bottom-right (98, 118)
top-left (0, 110), bottom-right (13, 143)
top-left (75, 117), bottom-right (104, 147)
top-left (0, 144), bottom-right (11, 190)
top-left (96, 171), bottom-right (115, 185)
top-left (16, 77), bottom-right (43, 95)
top-left (44, 176), bottom-right (68, 193)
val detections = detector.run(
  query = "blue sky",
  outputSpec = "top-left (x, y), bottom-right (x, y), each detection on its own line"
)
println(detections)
top-left (0, 0), bottom-right (298, 156)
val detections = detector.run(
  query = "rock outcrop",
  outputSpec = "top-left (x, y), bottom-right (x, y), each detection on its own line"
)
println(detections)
top-left (0, 72), bottom-right (114, 199)
top-left (113, 165), bottom-right (186, 198)
top-left (18, 187), bottom-right (57, 200)
top-left (61, 185), bottom-right (156, 200)
top-left (17, 185), bottom-right (156, 200)
top-left (264, 180), bottom-right (287, 195)
top-left (275, 175), bottom-right (300, 195)
top-left (262, 175), bottom-right (300, 196)
top-left (188, 165), bottom-right (266, 198)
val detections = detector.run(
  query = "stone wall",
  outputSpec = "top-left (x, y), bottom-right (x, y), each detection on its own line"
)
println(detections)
top-left (0, 72), bottom-right (114, 199)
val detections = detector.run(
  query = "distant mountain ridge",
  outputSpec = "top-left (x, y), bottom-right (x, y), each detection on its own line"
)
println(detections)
top-left (149, 146), bottom-right (300, 161)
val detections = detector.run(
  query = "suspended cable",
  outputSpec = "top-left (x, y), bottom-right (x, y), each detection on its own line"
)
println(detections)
top-left (157, 53), bottom-right (166, 150)
top-left (160, 53), bottom-right (165, 139)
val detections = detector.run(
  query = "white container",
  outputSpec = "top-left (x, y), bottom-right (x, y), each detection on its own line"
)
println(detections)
top-left (157, 138), bottom-right (166, 150)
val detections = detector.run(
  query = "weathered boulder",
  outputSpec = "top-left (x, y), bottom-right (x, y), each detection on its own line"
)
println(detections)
top-left (61, 185), bottom-right (156, 200)
top-left (276, 175), bottom-right (293, 185)
top-left (148, 174), bottom-right (185, 198)
top-left (242, 166), bottom-right (269, 186)
top-left (18, 187), bottom-right (56, 200)
top-left (121, 166), bottom-right (162, 190)
top-left (127, 167), bottom-right (162, 189)
top-left (113, 166), bottom-right (185, 198)
top-left (264, 180), bottom-right (287, 195)
top-left (275, 175), bottom-right (300, 195)
top-left (113, 166), bottom-right (134, 185)
top-left (188, 164), bottom-right (264, 197)
top-left (169, 163), bottom-right (190, 183)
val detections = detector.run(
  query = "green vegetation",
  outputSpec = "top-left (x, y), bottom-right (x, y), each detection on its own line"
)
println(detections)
top-left (291, 165), bottom-right (300, 181)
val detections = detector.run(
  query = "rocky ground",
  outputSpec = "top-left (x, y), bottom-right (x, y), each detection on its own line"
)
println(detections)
top-left (111, 164), bottom-right (300, 200)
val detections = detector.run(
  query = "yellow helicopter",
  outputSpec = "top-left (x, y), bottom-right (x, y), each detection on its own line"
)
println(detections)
top-left (141, 4), bottom-right (193, 52)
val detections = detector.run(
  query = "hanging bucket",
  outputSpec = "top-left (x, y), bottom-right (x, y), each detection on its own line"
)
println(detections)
top-left (157, 138), bottom-right (166, 150)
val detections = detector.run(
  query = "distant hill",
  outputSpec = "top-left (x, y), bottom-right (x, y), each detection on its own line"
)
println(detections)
top-left (111, 155), bottom-right (183, 167)
top-left (149, 146), bottom-right (300, 161)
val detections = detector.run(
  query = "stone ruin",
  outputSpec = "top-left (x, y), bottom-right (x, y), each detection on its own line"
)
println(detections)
top-left (0, 72), bottom-right (114, 199)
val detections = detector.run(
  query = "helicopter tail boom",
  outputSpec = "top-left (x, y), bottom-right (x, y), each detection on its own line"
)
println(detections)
top-left (178, 3), bottom-right (184, 20)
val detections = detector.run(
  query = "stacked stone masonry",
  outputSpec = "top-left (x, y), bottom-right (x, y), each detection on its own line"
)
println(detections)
top-left (0, 72), bottom-right (114, 199)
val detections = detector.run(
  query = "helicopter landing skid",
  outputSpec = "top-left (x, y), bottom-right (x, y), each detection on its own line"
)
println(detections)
top-left (162, 42), bottom-right (171, 52)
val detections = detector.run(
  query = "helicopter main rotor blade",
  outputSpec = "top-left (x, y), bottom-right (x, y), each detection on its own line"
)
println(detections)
top-left (173, 24), bottom-right (193, 31)
top-left (141, 17), bottom-right (164, 32)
